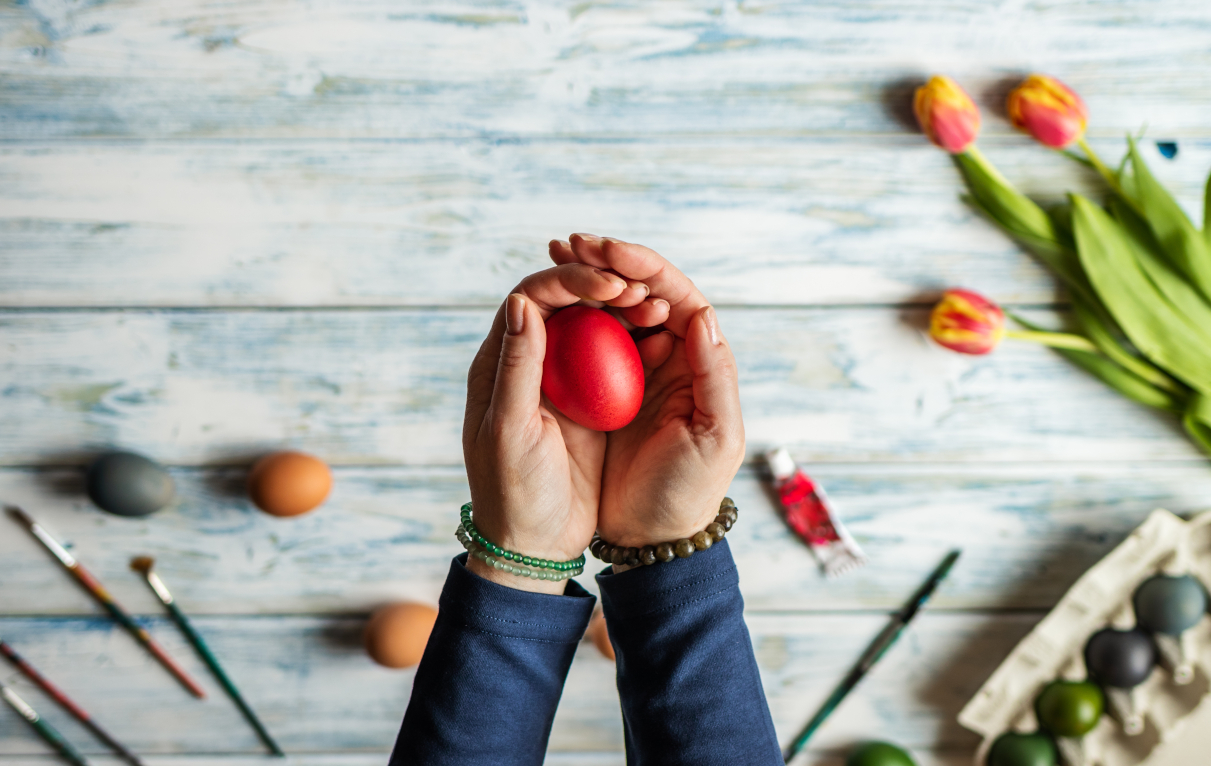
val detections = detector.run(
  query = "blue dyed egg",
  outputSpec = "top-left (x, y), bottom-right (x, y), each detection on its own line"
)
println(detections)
top-left (86, 451), bottom-right (175, 517)
top-left (1135, 575), bottom-right (1207, 636)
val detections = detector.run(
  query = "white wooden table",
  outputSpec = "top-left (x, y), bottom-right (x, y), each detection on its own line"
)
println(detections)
top-left (3, 2), bottom-right (1211, 764)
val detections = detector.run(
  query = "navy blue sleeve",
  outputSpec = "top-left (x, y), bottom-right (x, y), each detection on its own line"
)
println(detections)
top-left (389, 554), bottom-right (596, 766)
top-left (596, 538), bottom-right (783, 765)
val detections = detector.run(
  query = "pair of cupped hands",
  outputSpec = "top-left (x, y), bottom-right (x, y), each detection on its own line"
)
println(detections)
top-left (463, 235), bottom-right (746, 594)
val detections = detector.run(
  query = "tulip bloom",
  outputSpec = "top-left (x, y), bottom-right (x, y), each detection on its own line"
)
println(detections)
top-left (1007, 74), bottom-right (1088, 149)
top-left (914, 75), bottom-right (981, 154)
top-left (929, 289), bottom-right (1005, 355)
top-left (930, 288), bottom-right (1101, 357)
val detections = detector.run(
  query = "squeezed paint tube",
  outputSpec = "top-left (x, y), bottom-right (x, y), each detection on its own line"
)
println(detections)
top-left (766, 448), bottom-right (866, 578)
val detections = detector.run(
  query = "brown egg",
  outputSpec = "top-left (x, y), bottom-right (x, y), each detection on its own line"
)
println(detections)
top-left (248, 451), bottom-right (332, 517)
top-left (365, 602), bottom-right (438, 669)
top-left (588, 610), bottom-right (614, 660)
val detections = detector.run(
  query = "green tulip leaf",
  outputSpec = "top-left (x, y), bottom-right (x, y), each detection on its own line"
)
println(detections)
top-left (1127, 137), bottom-right (1211, 300)
top-left (1204, 168), bottom-right (1211, 249)
top-left (955, 151), bottom-right (1094, 302)
top-left (1109, 197), bottom-right (1211, 350)
top-left (1068, 350), bottom-right (1186, 412)
top-left (1071, 194), bottom-right (1211, 396)
top-left (1184, 395), bottom-right (1211, 455)
top-left (1012, 313), bottom-right (1184, 412)
top-left (1072, 295), bottom-right (1184, 395)
top-left (954, 151), bottom-right (1061, 244)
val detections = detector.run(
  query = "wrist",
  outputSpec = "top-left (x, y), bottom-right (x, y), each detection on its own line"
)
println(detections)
top-left (465, 556), bottom-right (569, 595)
top-left (599, 507), bottom-right (721, 549)
top-left (594, 499), bottom-right (737, 569)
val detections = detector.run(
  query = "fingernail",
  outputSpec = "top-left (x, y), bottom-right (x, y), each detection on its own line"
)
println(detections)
top-left (594, 268), bottom-right (627, 290)
top-left (573, 233), bottom-right (601, 242)
top-left (653, 298), bottom-right (670, 312)
top-left (602, 236), bottom-right (622, 244)
top-left (506, 293), bottom-right (526, 335)
top-left (639, 282), bottom-right (650, 297)
top-left (704, 307), bottom-right (721, 346)
top-left (550, 239), bottom-right (570, 248)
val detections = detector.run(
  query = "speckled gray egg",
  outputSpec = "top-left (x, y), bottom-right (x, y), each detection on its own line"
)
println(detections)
top-left (86, 451), bottom-right (175, 517)
top-left (1084, 627), bottom-right (1156, 689)
top-left (1135, 574), bottom-right (1208, 636)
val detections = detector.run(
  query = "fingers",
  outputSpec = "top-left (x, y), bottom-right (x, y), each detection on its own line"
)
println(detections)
top-left (563, 234), bottom-right (709, 338)
top-left (615, 297), bottom-right (670, 328)
top-left (685, 306), bottom-right (743, 433)
top-left (566, 233), bottom-right (610, 268)
top-left (515, 262), bottom-right (628, 317)
top-left (467, 264), bottom-right (626, 430)
top-left (548, 239), bottom-right (577, 265)
top-left (604, 278), bottom-right (649, 309)
top-left (637, 330), bottom-right (675, 375)
top-left (488, 294), bottom-right (547, 427)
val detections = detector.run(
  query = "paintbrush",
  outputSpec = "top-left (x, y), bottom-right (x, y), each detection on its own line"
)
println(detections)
top-left (6, 506), bottom-right (206, 699)
top-left (130, 556), bottom-right (284, 756)
top-left (0, 641), bottom-right (144, 766)
top-left (783, 549), bottom-right (961, 763)
top-left (1, 681), bottom-right (92, 766)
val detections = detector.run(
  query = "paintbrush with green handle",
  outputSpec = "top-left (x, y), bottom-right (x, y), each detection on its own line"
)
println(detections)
top-left (1, 681), bottom-right (92, 766)
top-left (130, 557), bottom-right (284, 757)
top-left (783, 549), bottom-right (961, 763)
top-left (7, 507), bottom-right (206, 700)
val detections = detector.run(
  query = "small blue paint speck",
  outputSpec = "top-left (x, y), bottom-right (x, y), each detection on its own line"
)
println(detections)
top-left (1156, 141), bottom-right (1178, 159)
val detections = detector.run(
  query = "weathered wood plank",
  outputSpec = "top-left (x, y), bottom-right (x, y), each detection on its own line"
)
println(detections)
top-left (0, 613), bottom-right (1036, 755)
top-left (3, 463), bottom-right (1209, 616)
top-left (1, 139), bottom-right (1206, 307)
top-left (1, 308), bottom-right (1205, 468)
top-left (2, 1), bottom-right (1210, 140)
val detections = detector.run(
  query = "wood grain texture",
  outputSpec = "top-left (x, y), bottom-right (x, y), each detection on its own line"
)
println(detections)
top-left (4, 0), bottom-right (1209, 761)
top-left (3, 463), bottom-right (1210, 616)
top-left (1, 308), bottom-right (1205, 468)
top-left (1, 139), bottom-right (1207, 308)
top-left (0, 612), bottom-right (1037, 755)
top-left (2, 1), bottom-right (1211, 140)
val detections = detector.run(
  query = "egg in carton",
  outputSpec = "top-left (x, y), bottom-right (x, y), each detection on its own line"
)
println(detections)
top-left (958, 509), bottom-right (1211, 766)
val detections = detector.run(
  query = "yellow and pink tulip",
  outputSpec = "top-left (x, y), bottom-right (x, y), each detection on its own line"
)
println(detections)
top-left (1007, 74), bottom-right (1088, 149)
top-left (914, 76), bottom-right (981, 155)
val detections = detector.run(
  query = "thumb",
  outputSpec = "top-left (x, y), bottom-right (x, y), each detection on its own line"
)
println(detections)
top-left (686, 306), bottom-right (743, 434)
top-left (490, 293), bottom-right (547, 426)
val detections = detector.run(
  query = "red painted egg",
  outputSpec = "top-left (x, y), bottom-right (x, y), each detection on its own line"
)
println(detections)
top-left (542, 306), bottom-right (644, 432)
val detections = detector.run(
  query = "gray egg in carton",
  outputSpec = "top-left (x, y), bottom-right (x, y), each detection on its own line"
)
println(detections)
top-left (959, 508), bottom-right (1211, 766)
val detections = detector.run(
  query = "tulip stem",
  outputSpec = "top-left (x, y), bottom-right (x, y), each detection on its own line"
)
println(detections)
top-left (1004, 329), bottom-right (1100, 353)
top-left (1076, 137), bottom-right (1146, 216)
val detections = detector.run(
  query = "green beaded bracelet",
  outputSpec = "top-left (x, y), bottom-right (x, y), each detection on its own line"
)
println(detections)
top-left (456, 527), bottom-right (585, 581)
top-left (590, 498), bottom-right (737, 567)
top-left (457, 503), bottom-right (587, 574)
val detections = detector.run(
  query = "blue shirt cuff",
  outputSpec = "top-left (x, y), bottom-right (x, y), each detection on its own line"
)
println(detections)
top-left (441, 553), bottom-right (597, 644)
top-left (594, 537), bottom-right (739, 619)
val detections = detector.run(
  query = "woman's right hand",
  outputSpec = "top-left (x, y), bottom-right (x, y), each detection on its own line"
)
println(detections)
top-left (549, 236), bottom-right (746, 553)
top-left (462, 264), bottom-right (649, 593)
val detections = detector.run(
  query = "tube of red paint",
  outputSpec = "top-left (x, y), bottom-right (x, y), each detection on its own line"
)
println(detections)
top-left (766, 448), bottom-right (866, 578)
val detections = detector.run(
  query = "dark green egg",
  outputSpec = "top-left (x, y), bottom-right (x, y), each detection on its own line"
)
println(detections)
top-left (1084, 627), bottom-right (1156, 688)
top-left (1035, 680), bottom-right (1103, 737)
top-left (86, 451), bottom-right (175, 517)
top-left (846, 741), bottom-right (917, 766)
top-left (987, 732), bottom-right (1057, 766)
top-left (1135, 575), bottom-right (1207, 636)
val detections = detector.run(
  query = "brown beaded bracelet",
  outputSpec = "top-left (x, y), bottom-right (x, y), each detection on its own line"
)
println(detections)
top-left (589, 498), bottom-right (738, 567)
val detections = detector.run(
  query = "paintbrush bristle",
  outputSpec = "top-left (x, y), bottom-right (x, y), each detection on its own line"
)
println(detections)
top-left (129, 556), bottom-right (155, 574)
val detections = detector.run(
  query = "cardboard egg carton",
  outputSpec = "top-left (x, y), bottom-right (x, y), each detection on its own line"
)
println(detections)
top-left (959, 509), bottom-right (1211, 766)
